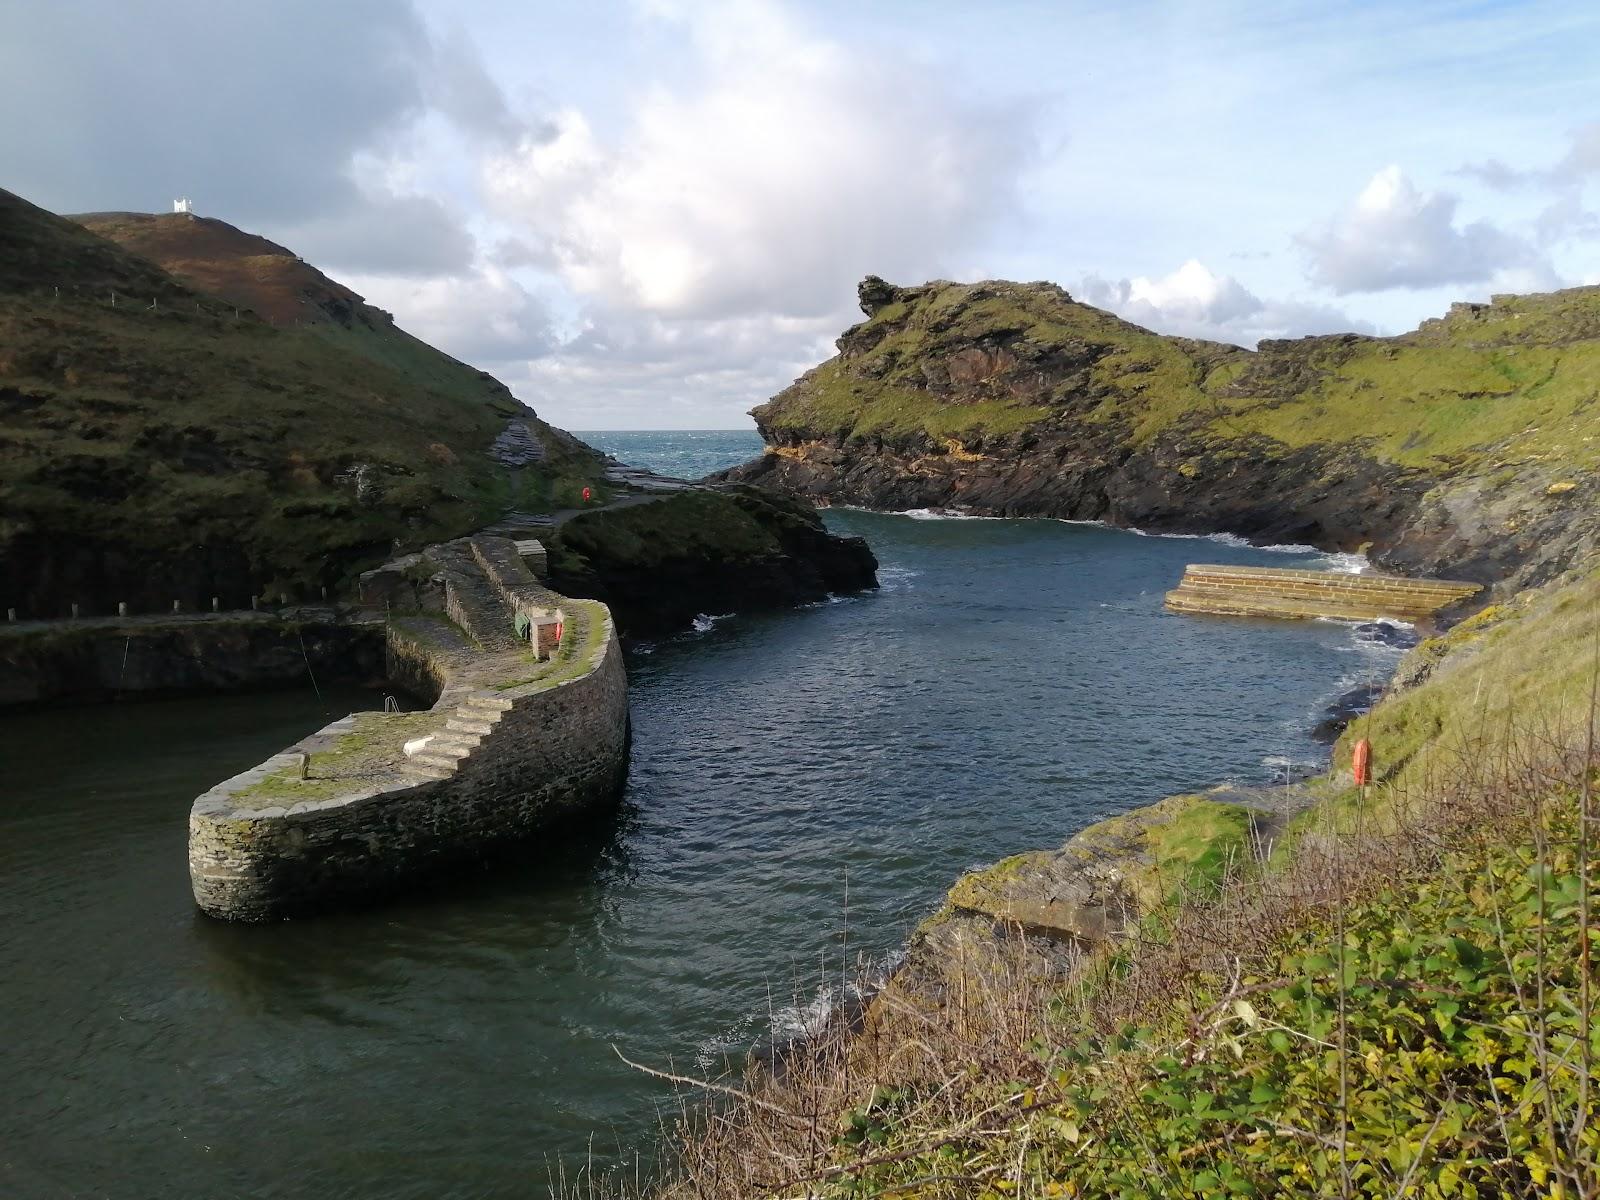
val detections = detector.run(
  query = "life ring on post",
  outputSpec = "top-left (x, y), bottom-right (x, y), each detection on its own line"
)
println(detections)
top-left (1352, 738), bottom-right (1372, 787)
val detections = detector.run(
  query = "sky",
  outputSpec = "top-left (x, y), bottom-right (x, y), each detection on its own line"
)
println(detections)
top-left (4, 0), bottom-right (1600, 429)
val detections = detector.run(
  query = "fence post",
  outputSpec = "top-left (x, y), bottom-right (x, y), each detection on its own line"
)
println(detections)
top-left (70, 602), bottom-right (79, 619)
top-left (118, 601), bottom-right (128, 617)
top-left (172, 600), bottom-right (181, 614)
top-left (211, 596), bottom-right (219, 613)
top-left (7, 607), bottom-right (15, 621)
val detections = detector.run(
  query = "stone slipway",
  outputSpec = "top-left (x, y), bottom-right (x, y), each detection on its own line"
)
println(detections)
top-left (187, 535), bottom-right (628, 921)
top-left (1164, 563), bottom-right (1482, 623)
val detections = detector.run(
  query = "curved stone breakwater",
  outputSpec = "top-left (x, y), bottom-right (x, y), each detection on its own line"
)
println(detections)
top-left (187, 535), bottom-right (628, 921)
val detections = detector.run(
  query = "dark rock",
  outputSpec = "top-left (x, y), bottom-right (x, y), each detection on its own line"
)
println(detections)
top-left (1310, 682), bottom-right (1386, 743)
top-left (545, 485), bottom-right (878, 636)
top-left (857, 275), bottom-right (901, 316)
top-left (714, 278), bottom-right (1600, 592)
top-left (1353, 620), bottom-right (1419, 649)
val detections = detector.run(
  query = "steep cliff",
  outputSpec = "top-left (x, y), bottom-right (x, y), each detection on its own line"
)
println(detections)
top-left (726, 276), bottom-right (1600, 590)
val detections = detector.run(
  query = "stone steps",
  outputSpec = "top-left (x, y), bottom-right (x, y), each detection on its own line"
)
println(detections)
top-left (431, 543), bottom-right (520, 652)
top-left (490, 420), bottom-right (547, 467)
top-left (1165, 564), bottom-right (1481, 622)
top-left (478, 511), bottom-right (557, 540)
top-left (427, 731), bottom-right (483, 755)
top-left (400, 761), bottom-right (454, 783)
top-left (409, 750), bottom-right (468, 773)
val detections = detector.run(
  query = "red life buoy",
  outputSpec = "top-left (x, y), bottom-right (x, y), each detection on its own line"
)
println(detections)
top-left (1352, 738), bottom-right (1372, 786)
top-left (582, 486), bottom-right (592, 503)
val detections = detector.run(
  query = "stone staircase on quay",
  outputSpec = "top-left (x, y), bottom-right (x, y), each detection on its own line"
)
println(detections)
top-left (386, 537), bottom-right (574, 784)
top-left (1164, 563), bottom-right (1483, 623)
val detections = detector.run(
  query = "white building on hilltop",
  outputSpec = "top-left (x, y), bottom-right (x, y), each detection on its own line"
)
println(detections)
top-left (173, 197), bottom-right (193, 215)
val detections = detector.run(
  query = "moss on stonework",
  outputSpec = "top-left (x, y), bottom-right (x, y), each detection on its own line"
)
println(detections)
top-left (238, 710), bottom-right (443, 802)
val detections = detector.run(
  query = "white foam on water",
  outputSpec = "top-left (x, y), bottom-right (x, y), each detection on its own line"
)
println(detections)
top-left (872, 504), bottom-right (1375, 575)
top-left (1055, 519), bottom-right (1372, 572)
top-left (900, 507), bottom-right (1002, 521)
top-left (876, 565), bottom-right (922, 592)
top-left (689, 612), bottom-right (735, 634)
top-left (1259, 753), bottom-right (1324, 782)
top-left (1313, 551), bottom-right (1370, 574)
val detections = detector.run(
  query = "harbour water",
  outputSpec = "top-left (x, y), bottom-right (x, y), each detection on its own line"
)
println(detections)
top-left (0, 431), bottom-right (1404, 1198)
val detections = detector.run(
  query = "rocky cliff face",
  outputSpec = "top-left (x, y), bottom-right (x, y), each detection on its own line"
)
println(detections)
top-left (544, 485), bottom-right (878, 635)
top-left (724, 277), bottom-right (1600, 590)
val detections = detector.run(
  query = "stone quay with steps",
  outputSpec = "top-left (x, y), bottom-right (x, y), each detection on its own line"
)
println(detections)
top-left (187, 534), bottom-right (628, 921)
top-left (1164, 563), bottom-right (1482, 623)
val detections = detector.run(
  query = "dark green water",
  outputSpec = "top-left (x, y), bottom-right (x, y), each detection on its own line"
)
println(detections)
top-left (1, 450), bottom-right (1404, 1198)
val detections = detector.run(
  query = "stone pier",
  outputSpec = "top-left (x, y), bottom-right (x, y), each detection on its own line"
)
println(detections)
top-left (187, 535), bottom-right (629, 921)
top-left (1164, 563), bottom-right (1482, 622)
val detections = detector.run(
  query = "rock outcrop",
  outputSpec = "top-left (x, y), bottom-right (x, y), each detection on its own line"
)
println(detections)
top-left (722, 277), bottom-right (1600, 592)
top-left (876, 788), bottom-right (1300, 1019)
top-left (544, 485), bottom-right (878, 635)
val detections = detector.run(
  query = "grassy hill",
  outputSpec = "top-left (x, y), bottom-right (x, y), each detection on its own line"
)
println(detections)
top-left (0, 188), bottom-right (605, 617)
top-left (760, 277), bottom-right (1600, 475)
top-left (738, 278), bottom-right (1600, 588)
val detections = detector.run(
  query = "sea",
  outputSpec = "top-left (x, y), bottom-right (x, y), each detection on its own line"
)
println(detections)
top-left (0, 430), bottom-right (1405, 1198)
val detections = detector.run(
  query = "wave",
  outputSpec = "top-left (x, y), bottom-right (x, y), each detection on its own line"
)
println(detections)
top-left (1050, 518), bottom-right (1371, 572)
top-left (1259, 753), bottom-right (1324, 783)
top-left (900, 507), bottom-right (1003, 521)
top-left (868, 505), bottom-right (1372, 574)
top-left (696, 952), bottom-right (906, 1071)
top-left (690, 612), bottom-right (735, 634)
top-left (876, 565), bottom-right (922, 592)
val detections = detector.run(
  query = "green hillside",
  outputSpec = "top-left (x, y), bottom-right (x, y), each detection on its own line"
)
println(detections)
top-left (736, 277), bottom-right (1600, 588)
top-left (0, 188), bottom-right (605, 616)
top-left (764, 278), bottom-right (1600, 477)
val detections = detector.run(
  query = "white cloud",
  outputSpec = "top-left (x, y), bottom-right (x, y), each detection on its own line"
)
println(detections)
top-left (493, 306), bottom-right (840, 430)
top-left (1296, 165), bottom-right (1552, 294)
top-left (1077, 260), bottom-right (1372, 346)
top-left (482, 0), bottom-right (1032, 322)
top-left (348, 267), bottom-right (554, 364)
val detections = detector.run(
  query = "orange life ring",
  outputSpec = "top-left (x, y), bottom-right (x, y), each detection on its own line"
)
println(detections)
top-left (1352, 738), bottom-right (1372, 786)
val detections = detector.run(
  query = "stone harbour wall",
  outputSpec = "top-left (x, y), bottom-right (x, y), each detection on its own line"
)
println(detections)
top-left (188, 551), bottom-right (629, 920)
top-left (189, 628), bottom-right (627, 920)
top-left (0, 612), bottom-right (385, 708)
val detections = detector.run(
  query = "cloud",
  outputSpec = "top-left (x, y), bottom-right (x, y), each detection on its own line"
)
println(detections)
top-left (348, 267), bottom-right (556, 365)
top-left (506, 306), bottom-right (842, 430)
top-left (1453, 127), bottom-right (1600, 250)
top-left (0, 0), bottom-right (529, 279)
top-left (1076, 260), bottom-right (1373, 347)
top-left (482, 0), bottom-right (1033, 322)
top-left (1296, 166), bottom-right (1551, 294)
top-left (280, 193), bottom-right (478, 278)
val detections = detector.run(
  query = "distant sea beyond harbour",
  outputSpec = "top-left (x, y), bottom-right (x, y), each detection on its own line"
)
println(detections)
top-left (575, 428), bottom-right (766, 480)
